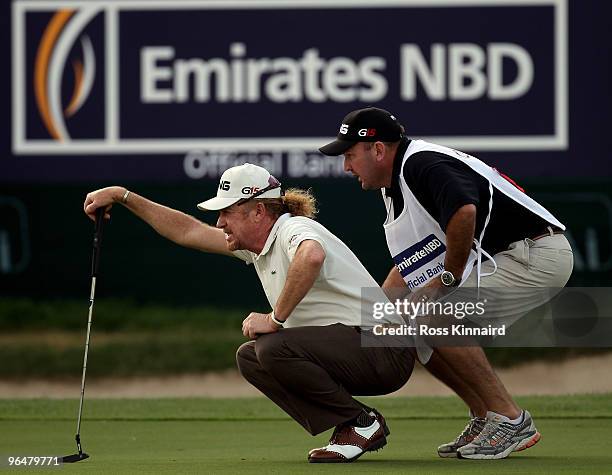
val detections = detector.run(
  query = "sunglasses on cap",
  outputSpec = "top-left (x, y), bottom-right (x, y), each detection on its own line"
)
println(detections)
top-left (236, 175), bottom-right (283, 206)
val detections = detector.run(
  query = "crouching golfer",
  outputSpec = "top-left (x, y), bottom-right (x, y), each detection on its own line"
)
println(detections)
top-left (84, 163), bottom-right (413, 463)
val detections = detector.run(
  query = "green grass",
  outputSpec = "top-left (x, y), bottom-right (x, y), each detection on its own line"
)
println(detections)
top-left (0, 298), bottom-right (248, 377)
top-left (0, 331), bottom-right (246, 377)
top-left (1, 395), bottom-right (611, 473)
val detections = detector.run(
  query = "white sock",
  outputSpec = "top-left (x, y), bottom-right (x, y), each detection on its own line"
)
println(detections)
top-left (509, 410), bottom-right (525, 425)
top-left (487, 410), bottom-right (524, 424)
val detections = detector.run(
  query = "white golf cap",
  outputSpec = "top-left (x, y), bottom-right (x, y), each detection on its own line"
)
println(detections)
top-left (197, 163), bottom-right (282, 211)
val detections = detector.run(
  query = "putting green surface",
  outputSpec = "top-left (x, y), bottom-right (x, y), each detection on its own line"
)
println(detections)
top-left (1, 395), bottom-right (611, 474)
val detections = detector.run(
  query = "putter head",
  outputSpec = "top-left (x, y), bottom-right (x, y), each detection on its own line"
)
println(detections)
top-left (60, 452), bottom-right (90, 463)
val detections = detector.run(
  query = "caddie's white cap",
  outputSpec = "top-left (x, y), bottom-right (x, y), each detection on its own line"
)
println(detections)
top-left (197, 163), bottom-right (282, 211)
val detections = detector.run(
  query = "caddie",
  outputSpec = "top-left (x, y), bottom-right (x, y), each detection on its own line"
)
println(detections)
top-left (83, 163), bottom-right (414, 463)
top-left (319, 107), bottom-right (574, 460)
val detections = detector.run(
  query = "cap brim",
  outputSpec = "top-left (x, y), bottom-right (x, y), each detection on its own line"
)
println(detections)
top-left (197, 196), bottom-right (241, 211)
top-left (318, 139), bottom-right (357, 156)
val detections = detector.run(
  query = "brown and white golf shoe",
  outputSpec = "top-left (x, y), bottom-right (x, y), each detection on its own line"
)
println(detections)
top-left (308, 415), bottom-right (387, 463)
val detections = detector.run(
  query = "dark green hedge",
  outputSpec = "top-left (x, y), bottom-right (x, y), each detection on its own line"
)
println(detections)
top-left (0, 298), bottom-right (609, 377)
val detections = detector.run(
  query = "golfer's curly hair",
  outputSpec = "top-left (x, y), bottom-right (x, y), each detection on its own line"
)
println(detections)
top-left (256, 188), bottom-right (318, 219)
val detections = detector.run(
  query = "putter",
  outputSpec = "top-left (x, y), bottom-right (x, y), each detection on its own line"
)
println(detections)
top-left (61, 207), bottom-right (106, 463)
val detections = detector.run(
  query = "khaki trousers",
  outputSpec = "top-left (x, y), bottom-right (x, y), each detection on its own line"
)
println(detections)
top-left (415, 233), bottom-right (574, 363)
top-left (463, 233), bottom-right (574, 289)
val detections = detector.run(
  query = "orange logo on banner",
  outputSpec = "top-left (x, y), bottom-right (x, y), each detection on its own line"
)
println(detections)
top-left (33, 9), bottom-right (96, 141)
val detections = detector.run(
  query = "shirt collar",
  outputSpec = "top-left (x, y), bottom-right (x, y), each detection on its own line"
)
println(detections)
top-left (385, 137), bottom-right (411, 198)
top-left (256, 213), bottom-right (292, 259)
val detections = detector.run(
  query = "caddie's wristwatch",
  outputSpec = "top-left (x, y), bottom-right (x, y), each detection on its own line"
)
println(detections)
top-left (270, 311), bottom-right (286, 327)
top-left (440, 270), bottom-right (460, 287)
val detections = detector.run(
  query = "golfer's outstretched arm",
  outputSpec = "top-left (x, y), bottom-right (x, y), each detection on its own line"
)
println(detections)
top-left (84, 186), bottom-right (231, 255)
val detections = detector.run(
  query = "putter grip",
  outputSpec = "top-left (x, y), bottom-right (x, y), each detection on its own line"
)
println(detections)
top-left (91, 208), bottom-right (105, 277)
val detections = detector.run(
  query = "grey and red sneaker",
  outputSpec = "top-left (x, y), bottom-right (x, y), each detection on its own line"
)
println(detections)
top-left (437, 416), bottom-right (486, 458)
top-left (457, 410), bottom-right (541, 460)
top-left (308, 417), bottom-right (387, 463)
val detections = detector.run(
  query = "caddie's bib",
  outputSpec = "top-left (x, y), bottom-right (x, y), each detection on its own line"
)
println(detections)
top-left (383, 140), bottom-right (565, 289)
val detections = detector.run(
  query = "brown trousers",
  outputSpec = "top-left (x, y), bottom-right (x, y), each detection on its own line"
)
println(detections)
top-left (236, 323), bottom-right (414, 435)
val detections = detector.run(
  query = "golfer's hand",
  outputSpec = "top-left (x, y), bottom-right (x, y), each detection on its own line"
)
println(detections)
top-left (242, 312), bottom-right (280, 339)
top-left (84, 186), bottom-right (126, 221)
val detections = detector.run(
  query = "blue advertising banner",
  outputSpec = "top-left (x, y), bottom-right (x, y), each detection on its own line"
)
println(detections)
top-left (1, 0), bottom-right (611, 181)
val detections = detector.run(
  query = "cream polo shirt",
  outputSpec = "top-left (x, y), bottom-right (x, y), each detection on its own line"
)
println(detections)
top-left (233, 213), bottom-right (381, 328)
